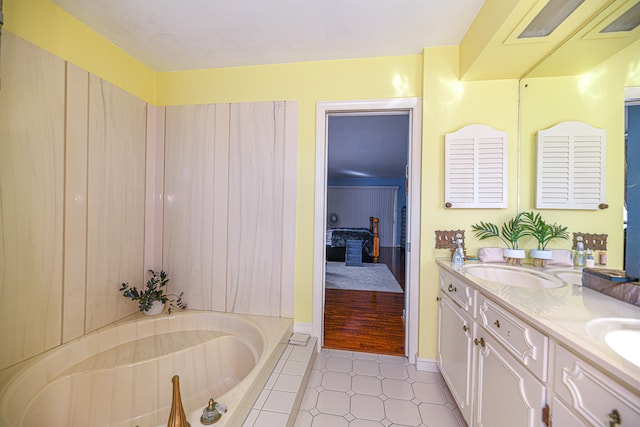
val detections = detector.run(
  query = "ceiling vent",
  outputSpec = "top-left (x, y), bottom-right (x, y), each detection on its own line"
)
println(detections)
top-left (600, 2), bottom-right (640, 33)
top-left (518, 0), bottom-right (586, 38)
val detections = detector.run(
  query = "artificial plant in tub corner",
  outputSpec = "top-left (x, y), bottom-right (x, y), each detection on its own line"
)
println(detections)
top-left (119, 270), bottom-right (187, 315)
top-left (471, 212), bottom-right (528, 265)
top-left (521, 211), bottom-right (569, 267)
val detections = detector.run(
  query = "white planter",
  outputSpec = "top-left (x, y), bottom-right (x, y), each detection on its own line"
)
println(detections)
top-left (144, 300), bottom-right (165, 316)
top-left (503, 249), bottom-right (526, 259)
top-left (529, 249), bottom-right (552, 260)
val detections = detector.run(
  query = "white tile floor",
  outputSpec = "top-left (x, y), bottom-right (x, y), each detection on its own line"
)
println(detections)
top-left (294, 350), bottom-right (467, 427)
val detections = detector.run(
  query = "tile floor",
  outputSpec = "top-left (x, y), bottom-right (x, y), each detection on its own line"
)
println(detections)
top-left (294, 350), bottom-right (467, 427)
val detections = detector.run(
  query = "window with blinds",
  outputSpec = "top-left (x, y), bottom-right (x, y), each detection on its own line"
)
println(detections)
top-left (536, 121), bottom-right (606, 209)
top-left (444, 124), bottom-right (508, 208)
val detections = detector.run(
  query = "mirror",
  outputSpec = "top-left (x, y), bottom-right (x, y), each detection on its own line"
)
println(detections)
top-left (519, 0), bottom-right (640, 271)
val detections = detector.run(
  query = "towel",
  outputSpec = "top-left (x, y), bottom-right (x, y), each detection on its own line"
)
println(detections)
top-left (477, 247), bottom-right (506, 263)
top-left (547, 249), bottom-right (574, 267)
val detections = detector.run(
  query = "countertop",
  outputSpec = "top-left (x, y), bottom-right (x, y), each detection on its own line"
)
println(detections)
top-left (435, 258), bottom-right (640, 394)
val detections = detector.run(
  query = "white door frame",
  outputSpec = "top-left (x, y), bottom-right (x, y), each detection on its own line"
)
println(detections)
top-left (313, 97), bottom-right (422, 363)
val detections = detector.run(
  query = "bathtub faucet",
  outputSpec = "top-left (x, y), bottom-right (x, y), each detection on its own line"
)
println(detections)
top-left (167, 375), bottom-right (190, 427)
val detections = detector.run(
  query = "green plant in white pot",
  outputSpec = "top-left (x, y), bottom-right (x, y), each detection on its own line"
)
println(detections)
top-left (471, 213), bottom-right (528, 265)
top-left (119, 270), bottom-right (187, 315)
top-left (521, 211), bottom-right (569, 266)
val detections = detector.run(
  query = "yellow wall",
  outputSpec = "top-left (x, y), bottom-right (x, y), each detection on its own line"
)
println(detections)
top-left (4, 0), bottom-right (156, 103)
top-left (420, 46), bottom-right (520, 358)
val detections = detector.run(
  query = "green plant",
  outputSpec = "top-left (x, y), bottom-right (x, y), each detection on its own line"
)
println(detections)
top-left (119, 270), bottom-right (186, 313)
top-left (471, 213), bottom-right (528, 250)
top-left (520, 211), bottom-right (569, 250)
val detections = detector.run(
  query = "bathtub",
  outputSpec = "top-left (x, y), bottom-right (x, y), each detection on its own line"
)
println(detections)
top-left (0, 310), bottom-right (293, 426)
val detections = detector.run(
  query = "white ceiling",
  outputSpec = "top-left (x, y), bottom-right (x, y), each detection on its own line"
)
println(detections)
top-left (51, 0), bottom-right (484, 72)
top-left (328, 114), bottom-right (409, 179)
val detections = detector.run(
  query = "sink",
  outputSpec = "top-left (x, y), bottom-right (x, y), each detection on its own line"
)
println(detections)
top-left (547, 269), bottom-right (583, 286)
top-left (463, 264), bottom-right (565, 289)
top-left (586, 318), bottom-right (640, 368)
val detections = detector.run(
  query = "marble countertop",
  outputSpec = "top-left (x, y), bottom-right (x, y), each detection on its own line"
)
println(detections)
top-left (435, 258), bottom-right (640, 394)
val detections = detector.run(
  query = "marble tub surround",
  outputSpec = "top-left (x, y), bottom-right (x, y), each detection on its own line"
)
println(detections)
top-left (1, 31), bottom-right (298, 375)
top-left (437, 259), bottom-right (640, 394)
top-left (162, 101), bottom-right (298, 318)
top-left (243, 337), bottom-right (317, 427)
top-left (0, 310), bottom-right (293, 427)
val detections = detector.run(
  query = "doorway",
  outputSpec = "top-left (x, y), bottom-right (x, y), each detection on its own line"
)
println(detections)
top-left (313, 98), bottom-right (422, 363)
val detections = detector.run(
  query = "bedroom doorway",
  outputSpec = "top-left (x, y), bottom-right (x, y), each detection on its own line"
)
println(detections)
top-left (313, 98), bottom-right (422, 363)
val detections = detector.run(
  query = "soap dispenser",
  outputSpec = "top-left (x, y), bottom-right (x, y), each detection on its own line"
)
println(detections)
top-left (452, 238), bottom-right (465, 267)
top-left (575, 241), bottom-right (586, 267)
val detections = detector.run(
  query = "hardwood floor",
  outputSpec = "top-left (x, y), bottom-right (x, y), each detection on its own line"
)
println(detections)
top-left (323, 247), bottom-right (406, 356)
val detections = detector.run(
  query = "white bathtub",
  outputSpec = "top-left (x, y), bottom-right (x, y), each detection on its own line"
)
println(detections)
top-left (0, 310), bottom-right (292, 426)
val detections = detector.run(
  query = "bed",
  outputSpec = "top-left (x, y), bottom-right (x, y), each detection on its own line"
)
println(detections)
top-left (326, 217), bottom-right (380, 263)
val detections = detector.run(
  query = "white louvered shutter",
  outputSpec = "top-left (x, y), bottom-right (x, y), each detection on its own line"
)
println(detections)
top-left (445, 124), bottom-right (508, 208)
top-left (536, 121), bottom-right (606, 209)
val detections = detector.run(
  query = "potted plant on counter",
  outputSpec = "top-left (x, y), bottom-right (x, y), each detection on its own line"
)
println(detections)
top-left (521, 211), bottom-right (569, 267)
top-left (471, 213), bottom-right (528, 265)
top-left (119, 270), bottom-right (187, 315)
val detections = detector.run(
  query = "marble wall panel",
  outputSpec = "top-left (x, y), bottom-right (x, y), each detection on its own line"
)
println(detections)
top-left (226, 102), bottom-right (287, 316)
top-left (63, 63), bottom-right (89, 343)
top-left (144, 106), bottom-right (165, 274)
top-left (0, 33), bottom-right (65, 369)
top-left (85, 76), bottom-right (147, 332)
top-left (163, 104), bottom-right (225, 311)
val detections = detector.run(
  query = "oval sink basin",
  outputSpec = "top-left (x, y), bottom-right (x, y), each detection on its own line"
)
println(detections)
top-left (547, 269), bottom-right (583, 286)
top-left (586, 318), bottom-right (640, 368)
top-left (463, 264), bottom-right (565, 289)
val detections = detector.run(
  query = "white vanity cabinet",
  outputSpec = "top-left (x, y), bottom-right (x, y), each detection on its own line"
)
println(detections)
top-left (552, 344), bottom-right (640, 426)
top-left (437, 267), bottom-right (550, 427)
top-left (474, 324), bottom-right (546, 427)
top-left (437, 287), bottom-right (475, 423)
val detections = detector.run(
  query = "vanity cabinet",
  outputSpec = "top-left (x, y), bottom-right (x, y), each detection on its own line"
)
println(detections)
top-left (475, 325), bottom-right (546, 427)
top-left (437, 270), bottom-right (548, 427)
top-left (437, 289), bottom-right (475, 423)
top-left (552, 344), bottom-right (640, 426)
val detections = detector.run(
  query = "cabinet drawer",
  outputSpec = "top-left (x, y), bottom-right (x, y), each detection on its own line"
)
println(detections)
top-left (440, 270), bottom-right (475, 314)
top-left (477, 294), bottom-right (548, 381)
top-left (554, 344), bottom-right (640, 427)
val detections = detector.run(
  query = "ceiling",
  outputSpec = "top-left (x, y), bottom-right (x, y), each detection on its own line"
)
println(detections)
top-left (328, 114), bottom-right (409, 179)
top-left (51, 0), bottom-right (485, 72)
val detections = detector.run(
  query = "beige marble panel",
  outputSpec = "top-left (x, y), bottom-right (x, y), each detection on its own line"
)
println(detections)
top-left (144, 106), bottom-right (165, 273)
top-left (163, 104), bottom-right (223, 311)
top-left (86, 76), bottom-right (147, 332)
top-left (63, 63), bottom-right (89, 343)
top-left (0, 32), bottom-right (65, 370)
top-left (280, 102), bottom-right (298, 318)
top-left (226, 102), bottom-right (287, 316)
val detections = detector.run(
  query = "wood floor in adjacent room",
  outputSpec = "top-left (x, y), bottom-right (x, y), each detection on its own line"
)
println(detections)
top-left (323, 247), bottom-right (406, 356)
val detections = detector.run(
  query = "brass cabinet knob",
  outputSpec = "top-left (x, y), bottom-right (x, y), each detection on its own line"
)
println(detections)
top-left (609, 409), bottom-right (621, 426)
top-left (494, 320), bottom-right (501, 328)
top-left (463, 325), bottom-right (469, 332)
top-left (474, 337), bottom-right (485, 348)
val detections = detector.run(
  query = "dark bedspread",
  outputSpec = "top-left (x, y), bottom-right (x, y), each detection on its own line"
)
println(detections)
top-left (326, 228), bottom-right (374, 256)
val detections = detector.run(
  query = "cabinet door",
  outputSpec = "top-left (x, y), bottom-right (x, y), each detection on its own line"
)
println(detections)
top-left (554, 344), bottom-right (640, 426)
top-left (438, 293), bottom-right (474, 425)
top-left (475, 327), bottom-right (546, 427)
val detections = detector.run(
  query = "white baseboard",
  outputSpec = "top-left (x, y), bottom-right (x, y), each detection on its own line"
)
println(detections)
top-left (416, 357), bottom-right (440, 373)
top-left (294, 322), bottom-right (313, 335)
